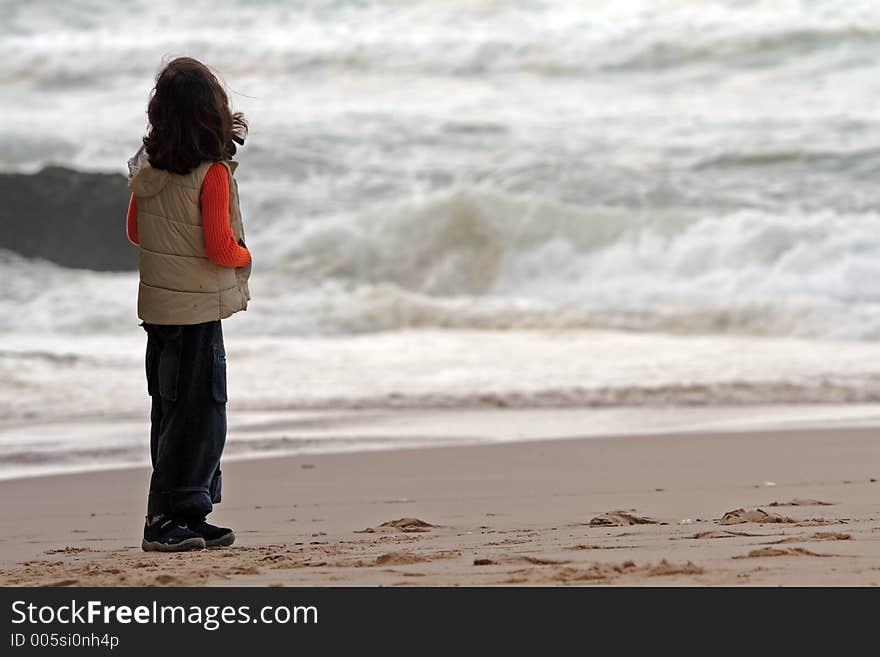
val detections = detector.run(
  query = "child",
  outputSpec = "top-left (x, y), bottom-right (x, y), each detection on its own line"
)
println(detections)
top-left (126, 57), bottom-right (252, 552)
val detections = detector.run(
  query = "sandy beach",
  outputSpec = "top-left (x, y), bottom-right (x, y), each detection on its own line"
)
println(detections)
top-left (5, 0), bottom-right (880, 599)
top-left (2, 415), bottom-right (878, 587)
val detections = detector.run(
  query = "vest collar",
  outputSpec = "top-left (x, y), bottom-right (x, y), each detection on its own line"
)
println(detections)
top-left (127, 156), bottom-right (238, 197)
top-left (128, 161), bottom-right (170, 197)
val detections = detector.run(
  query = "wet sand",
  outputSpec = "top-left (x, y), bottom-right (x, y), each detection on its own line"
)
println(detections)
top-left (1, 423), bottom-right (879, 586)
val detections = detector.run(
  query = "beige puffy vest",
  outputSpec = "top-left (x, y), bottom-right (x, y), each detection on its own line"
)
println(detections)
top-left (129, 159), bottom-right (251, 325)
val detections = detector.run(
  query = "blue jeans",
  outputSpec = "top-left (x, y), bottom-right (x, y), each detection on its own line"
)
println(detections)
top-left (142, 320), bottom-right (227, 517)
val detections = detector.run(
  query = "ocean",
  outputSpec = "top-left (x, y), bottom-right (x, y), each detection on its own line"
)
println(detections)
top-left (3, 0), bottom-right (880, 477)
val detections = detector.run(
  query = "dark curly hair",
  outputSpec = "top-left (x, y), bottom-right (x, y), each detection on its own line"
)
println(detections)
top-left (143, 57), bottom-right (247, 175)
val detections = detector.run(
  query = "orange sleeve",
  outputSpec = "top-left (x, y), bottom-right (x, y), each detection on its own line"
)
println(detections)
top-left (126, 194), bottom-right (139, 245)
top-left (200, 162), bottom-right (252, 268)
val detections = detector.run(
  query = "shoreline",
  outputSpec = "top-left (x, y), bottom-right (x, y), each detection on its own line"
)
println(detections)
top-left (2, 423), bottom-right (879, 586)
top-left (4, 403), bottom-right (880, 482)
top-left (7, 330), bottom-right (880, 425)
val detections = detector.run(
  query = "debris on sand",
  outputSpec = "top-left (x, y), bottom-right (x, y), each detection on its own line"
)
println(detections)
top-left (767, 499), bottom-right (834, 507)
top-left (47, 579), bottom-right (79, 587)
top-left (767, 532), bottom-right (851, 544)
top-left (356, 518), bottom-right (436, 534)
top-left (45, 547), bottom-right (97, 555)
top-left (474, 555), bottom-right (568, 567)
top-left (645, 560), bottom-right (704, 577)
top-left (733, 547), bottom-right (829, 559)
top-left (516, 556), bottom-right (568, 566)
top-left (794, 518), bottom-right (846, 527)
top-left (546, 559), bottom-right (702, 583)
top-left (688, 530), bottom-right (760, 539)
top-left (549, 563), bottom-right (636, 582)
top-left (718, 508), bottom-right (794, 525)
top-left (373, 550), bottom-right (459, 566)
top-left (589, 511), bottom-right (657, 527)
top-left (381, 518), bottom-right (434, 531)
top-left (375, 552), bottom-right (429, 566)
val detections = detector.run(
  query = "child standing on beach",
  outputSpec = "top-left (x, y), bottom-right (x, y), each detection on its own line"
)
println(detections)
top-left (126, 58), bottom-right (252, 552)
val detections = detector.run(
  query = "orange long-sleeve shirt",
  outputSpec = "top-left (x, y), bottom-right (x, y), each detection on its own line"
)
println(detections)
top-left (126, 162), bottom-right (251, 268)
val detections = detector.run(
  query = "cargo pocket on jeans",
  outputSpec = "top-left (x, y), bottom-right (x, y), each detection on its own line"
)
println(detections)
top-left (157, 329), bottom-right (182, 402)
top-left (212, 344), bottom-right (228, 403)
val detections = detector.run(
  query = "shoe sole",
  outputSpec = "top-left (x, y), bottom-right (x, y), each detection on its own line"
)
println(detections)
top-left (206, 531), bottom-right (235, 548)
top-left (141, 537), bottom-right (206, 552)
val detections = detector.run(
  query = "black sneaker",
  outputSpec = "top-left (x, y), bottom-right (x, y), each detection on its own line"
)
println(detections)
top-left (142, 516), bottom-right (206, 552)
top-left (186, 516), bottom-right (235, 548)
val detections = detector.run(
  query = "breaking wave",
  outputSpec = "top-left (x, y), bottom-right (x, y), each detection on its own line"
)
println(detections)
top-left (5, 185), bottom-right (880, 339)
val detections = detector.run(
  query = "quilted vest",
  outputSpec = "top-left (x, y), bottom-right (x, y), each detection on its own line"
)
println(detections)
top-left (129, 159), bottom-right (251, 325)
